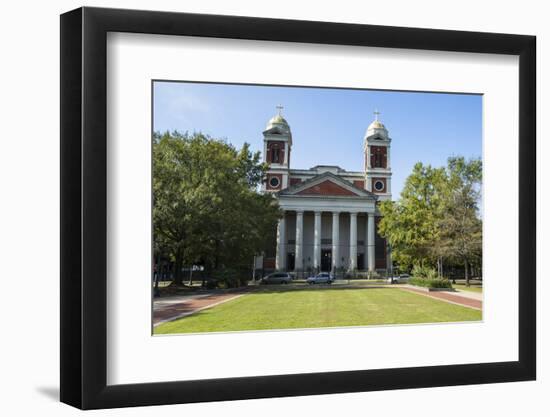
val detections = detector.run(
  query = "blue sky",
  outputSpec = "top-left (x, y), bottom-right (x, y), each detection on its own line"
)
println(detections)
top-left (153, 81), bottom-right (482, 198)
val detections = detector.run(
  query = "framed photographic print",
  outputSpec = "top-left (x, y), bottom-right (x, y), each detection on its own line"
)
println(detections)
top-left (60, 6), bottom-right (536, 410)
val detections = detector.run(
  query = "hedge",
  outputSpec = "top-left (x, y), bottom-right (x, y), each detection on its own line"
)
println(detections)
top-left (409, 276), bottom-right (452, 289)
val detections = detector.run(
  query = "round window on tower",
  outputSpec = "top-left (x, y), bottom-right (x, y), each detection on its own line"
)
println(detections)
top-left (269, 176), bottom-right (280, 188)
top-left (374, 180), bottom-right (385, 192)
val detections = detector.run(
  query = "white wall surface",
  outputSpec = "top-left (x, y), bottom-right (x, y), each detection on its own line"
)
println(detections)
top-left (0, 0), bottom-right (546, 416)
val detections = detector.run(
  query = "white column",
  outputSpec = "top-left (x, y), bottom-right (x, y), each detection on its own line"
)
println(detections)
top-left (349, 212), bottom-right (358, 271)
top-left (367, 145), bottom-right (371, 169)
top-left (367, 213), bottom-right (376, 272)
top-left (313, 211), bottom-right (321, 271)
top-left (275, 212), bottom-right (286, 271)
top-left (332, 212), bottom-right (340, 272)
top-left (363, 215), bottom-right (369, 270)
top-left (295, 211), bottom-right (304, 271)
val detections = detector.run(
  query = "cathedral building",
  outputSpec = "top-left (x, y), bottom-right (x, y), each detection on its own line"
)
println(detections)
top-left (262, 107), bottom-right (392, 274)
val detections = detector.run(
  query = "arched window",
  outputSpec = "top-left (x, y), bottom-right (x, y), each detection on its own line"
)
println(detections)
top-left (374, 151), bottom-right (381, 167)
top-left (271, 144), bottom-right (280, 163)
top-left (371, 146), bottom-right (386, 168)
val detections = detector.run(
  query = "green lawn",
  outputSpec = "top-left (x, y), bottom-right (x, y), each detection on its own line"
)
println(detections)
top-left (154, 287), bottom-right (482, 335)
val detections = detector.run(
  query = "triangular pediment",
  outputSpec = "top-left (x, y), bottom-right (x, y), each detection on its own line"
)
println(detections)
top-left (279, 172), bottom-right (376, 199)
top-left (297, 179), bottom-right (358, 196)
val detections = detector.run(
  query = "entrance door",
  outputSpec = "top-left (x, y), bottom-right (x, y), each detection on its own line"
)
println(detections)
top-left (321, 249), bottom-right (332, 272)
top-left (287, 253), bottom-right (295, 271)
top-left (357, 253), bottom-right (365, 270)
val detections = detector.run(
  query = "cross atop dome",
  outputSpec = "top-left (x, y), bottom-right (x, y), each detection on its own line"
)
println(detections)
top-left (266, 105), bottom-right (290, 131)
top-left (364, 108), bottom-right (389, 143)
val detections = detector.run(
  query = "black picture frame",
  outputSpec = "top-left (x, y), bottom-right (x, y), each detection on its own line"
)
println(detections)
top-left (60, 6), bottom-right (536, 410)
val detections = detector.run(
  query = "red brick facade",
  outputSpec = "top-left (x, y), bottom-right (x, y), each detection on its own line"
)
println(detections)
top-left (353, 180), bottom-right (365, 189)
top-left (369, 146), bottom-right (387, 168)
top-left (263, 257), bottom-right (276, 269)
top-left (266, 141), bottom-right (285, 164)
top-left (371, 177), bottom-right (387, 193)
top-left (266, 174), bottom-right (283, 190)
top-left (289, 178), bottom-right (302, 186)
top-left (297, 180), bottom-right (357, 196)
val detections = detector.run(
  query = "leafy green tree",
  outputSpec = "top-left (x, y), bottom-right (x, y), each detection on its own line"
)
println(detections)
top-left (378, 162), bottom-right (447, 270)
top-left (378, 157), bottom-right (482, 281)
top-left (438, 157), bottom-right (482, 286)
top-left (153, 131), bottom-right (281, 285)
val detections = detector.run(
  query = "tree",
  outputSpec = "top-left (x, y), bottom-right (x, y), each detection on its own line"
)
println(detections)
top-left (153, 131), bottom-right (281, 285)
top-left (378, 162), bottom-right (447, 270)
top-left (438, 157), bottom-right (482, 286)
top-left (378, 157), bottom-right (482, 280)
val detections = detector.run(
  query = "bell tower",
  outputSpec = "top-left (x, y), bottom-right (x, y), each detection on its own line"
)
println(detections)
top-left (364, 110), bottom-right (392, 200)
top-left (263, 105), bottom-right (292, 192)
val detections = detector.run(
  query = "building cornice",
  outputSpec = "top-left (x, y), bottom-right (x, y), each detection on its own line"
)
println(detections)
top-left (278, 171), bottom-right (377, 200)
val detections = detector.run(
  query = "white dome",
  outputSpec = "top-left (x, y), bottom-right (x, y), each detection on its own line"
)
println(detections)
top-left (265, 112), bottom-right (291, 132)
top-left (365, 113), bottom-right (389, 140)
top-left (368, 119), bottom-right (386, 130)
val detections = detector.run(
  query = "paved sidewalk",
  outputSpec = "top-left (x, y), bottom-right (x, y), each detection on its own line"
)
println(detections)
top-left (452, 289), bottom-right (483, 301)
top-left (401, 286), bottom-right (482, 310)
top-left (153, 291), bottom-right (246, 326)
top-left (154, 293), bottom-right (211, 306)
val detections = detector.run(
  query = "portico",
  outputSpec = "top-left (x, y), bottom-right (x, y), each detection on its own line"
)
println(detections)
top-left (275, 208), bottom-right (378, 273)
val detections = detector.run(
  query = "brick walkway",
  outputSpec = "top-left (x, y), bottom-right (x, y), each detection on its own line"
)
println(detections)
top-left (153, 292), bottom-right (245, 326)
top-left (401, 287), bottom-right (482, 310)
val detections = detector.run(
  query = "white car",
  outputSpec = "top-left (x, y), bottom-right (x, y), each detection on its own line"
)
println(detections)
top-left (306, 272), bottom-right (334, 285)
top-left (388, 274), bottom-right (410, 284)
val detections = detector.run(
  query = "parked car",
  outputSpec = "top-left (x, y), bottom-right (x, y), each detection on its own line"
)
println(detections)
top-left (387, 274), bottom-right (410, 284)
top-left (202, 278), bottom-right (219, 289)
top-left (260, 272), bottom-right (293, 285)
top-left (306, 272), bottom-right (334, 285)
